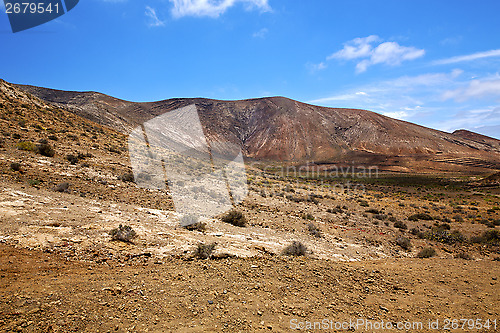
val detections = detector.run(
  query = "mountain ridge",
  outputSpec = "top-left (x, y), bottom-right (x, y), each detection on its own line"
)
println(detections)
top-left (9, 80), bottom-right (500, 172)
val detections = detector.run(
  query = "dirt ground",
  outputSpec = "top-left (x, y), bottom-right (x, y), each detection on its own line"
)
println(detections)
top-left (1, 243), bottom-right (499, 333)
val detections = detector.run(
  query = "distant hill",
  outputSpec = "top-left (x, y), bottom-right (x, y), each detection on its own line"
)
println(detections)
top-left (453, 129), bottom-right (500, 149)
top-left (11, 80), bottom-right (500, 172)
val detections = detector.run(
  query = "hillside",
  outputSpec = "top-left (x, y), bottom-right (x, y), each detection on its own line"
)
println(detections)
top-left (16, 82), bottom-right (500, 173)
top-left (1, 79), bottom-right (499, 332)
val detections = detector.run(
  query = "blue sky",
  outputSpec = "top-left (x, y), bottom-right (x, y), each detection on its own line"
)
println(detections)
top-left (1, 0), bottom-right (500, 138)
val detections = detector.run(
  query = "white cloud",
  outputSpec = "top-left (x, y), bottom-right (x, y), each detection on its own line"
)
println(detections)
top-left (442, 78), bottom-right (500, 102)
top-left (146, 6), bottom-right (166, 27)
top-left (327, 36), bottom-right (425, 73)
top-left (327, 35), bottom-right (380, 61)
top-left (308, 69), bottom-right (467, 124)
top-left (252, 28), bottom-right (268, 38)
top-left (169, 0), bottom-right (270, 18)
top-left (306, 62), bottom-right (327, 73)
top-left (433, 49), bottom-right (500, 65)
top-left (381, 111), bottom-right (409, 120)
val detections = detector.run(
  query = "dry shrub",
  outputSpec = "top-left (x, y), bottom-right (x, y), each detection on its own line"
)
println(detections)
top-left (417, 247), bottom-right (436, 258)
top-left (221, 210), bottom-right (246, 227)
top-left (109, 224), bottom-right (137, 243)
top-left (282, 241), bottom-right (307, 256)
top-left (396, 236), bottom-right (412, 251)
top-left (194, 242), bottom-right (216, 259)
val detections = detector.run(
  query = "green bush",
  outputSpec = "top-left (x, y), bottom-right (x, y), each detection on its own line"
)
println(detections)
top-left (301, 213), bottom-right (315, 221)
top-left (16, 141), bottom-right (35, 152)
top-left (28, 179), bottom-right (41, 186)
top-left (421, 228), bottom-right (465, 244)
top-left (417, 247), bottom-right (436, 258)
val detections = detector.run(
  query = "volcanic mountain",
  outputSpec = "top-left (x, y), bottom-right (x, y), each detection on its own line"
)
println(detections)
top-left (12, 81), bottom-right (500, 172)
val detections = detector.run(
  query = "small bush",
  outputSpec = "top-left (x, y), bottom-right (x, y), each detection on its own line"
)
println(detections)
top-left (421, 226), bottom-right (465, 244)
top-left (194, 242), bottom-right (216, 259)
top-left (221, 210), bottom-right (246, 227)
top-left (470, 230), bottom-right (500, 245)
top-left (180, 214), bottom-right (206, 232)
top-left (394, 221), bottom-right (408, 230)
top-left (282, 241), bottom-right (307, 256)
top-left (48, 135), bottom-right (58, 141)
top-left (374, 214), bottom-right (387, 220)
top-left (185, 222), bottom-right (207, 232)
top-left (327, 206), bottom-right (343, 214)
top-left (16, 141), bottom-right (36, 151)
top-left (119, 172), bottom-right (135, 182)
top-left (359, 200), bottom-right (369, 207)
top-left (36, 143), bottom-right (55, 157)
top-left (366, 208), bottom-right (380, 214)
top-left (396, 236), bottom-right (412, 251)
top-left (408, 213), bottom-right (434, 221)
top-left (307, 223), bottom-right (322, 238)
top-left (479, 219), bottom-right (495, 228)
top-left (109, 224), bottom-right (137, 243)
top-left (54, 182), bottom-right (70, 193)
top-left (417, 247), bottom-right (436, 258)
top-left (28, 179), bottom-right (41, 186)
top-left (10, 162), bottom-right (21, 172)
top-left (455, 252), bottom-right (472, 260)
top-left (66, 154), bottom-right (78, 165)
top-left (301, 213), bottom-right (315, 221)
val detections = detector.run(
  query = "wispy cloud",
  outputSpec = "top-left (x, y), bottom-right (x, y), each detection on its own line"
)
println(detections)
top-left (252, 28), bottom-right (268, 38)
top-left (309, 69), bottom-right (500, 135)
top-left (431, 107), bottom-right (500, 134)
top-left (442, 78), bottom-right (500, 102)
top-left (306, 62), bottom-right (327, 73)
top-left (433, 49), bottom-right (500, 65)
top-left (309, 70), bottom-right (465, 121)
top-left (169, 0), bottom-right (271, 18)
top-left (146, 6), bottom-right (166, 27)
top-left (327, 35), bottom-right (425, 73)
